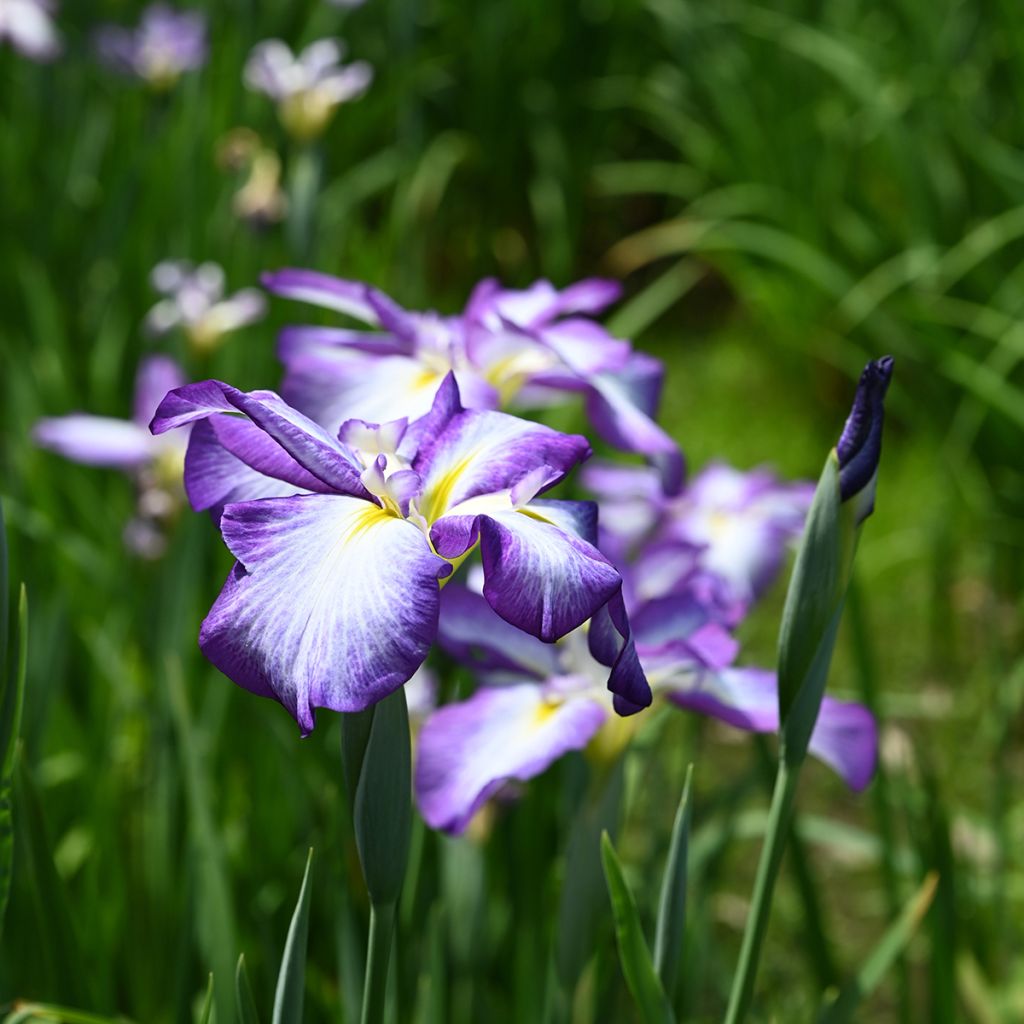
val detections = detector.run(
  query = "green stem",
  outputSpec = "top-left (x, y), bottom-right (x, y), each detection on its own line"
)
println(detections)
top-left (361, 901), bottom-right (396, 1024)
top-left (723, 756), bottom-right (801, 1024)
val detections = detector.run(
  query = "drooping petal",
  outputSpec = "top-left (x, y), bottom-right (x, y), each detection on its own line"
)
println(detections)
top-left (415, 407), bottom-right (590, 522)
top-left (415, 683), bottom-right (607, 833)
top-left (150, 380), bottom-right (370, 498)
top-left (437, 584), bottom-right (561, 680)
top-left (201, 493), bottom-right (450, 733)
top-left (33, 415), bottom-right (154, 469)
top-left (475, 507), bottom-right (621, 642)
top-left (588, 590), bottom-right (653, 716)
top-left (261, 268), bottom-right (379, 323)
top-left (664, 667), bottom-right (877, 790)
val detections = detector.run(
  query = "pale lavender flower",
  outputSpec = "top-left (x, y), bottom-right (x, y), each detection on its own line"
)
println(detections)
top-left (262, 271), bottom-right (684, 493)
top-left (0, 0), bottom-right (60, 61)
top-left (244, 39), bottom-right (372, 141)
top-left (95, 4), bottom-right (206, 88)
top-left (34, 357), bottom-right (189, 558)
top-left (149, 373), bottom-right (647, 733)
top-left (145, 261), bottom-right (266, 353)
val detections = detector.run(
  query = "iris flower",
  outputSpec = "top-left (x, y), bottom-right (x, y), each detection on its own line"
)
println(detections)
top-left (144, 261), bottom-right (266, 354)
top-left (262, 270), bottom-right (684, 493)
top-left (34, 356), bottom-right (188, 557)
top-left (583, 460), bottom-right (814, 616)
top-left (150, 374), bottom-right (649, 733)
top-left (415, 577), bottom-right (877, 834)
top-left (95, 4), bottom-right (206, 88)
top-left (244, 39), bottom-right (372, 141)
top-left (0, 0), bottom-right (59, 60)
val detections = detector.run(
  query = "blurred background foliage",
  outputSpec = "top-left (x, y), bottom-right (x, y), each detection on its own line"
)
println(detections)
top-left (2, 0), bottom-right (1024, 1020)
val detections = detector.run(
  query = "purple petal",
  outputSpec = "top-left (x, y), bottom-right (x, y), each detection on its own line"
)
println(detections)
top-left (438, 584), bottom-right (562, 680)
top-left (836, 356), bottom-right (894, 514)
top-left (34, 415), bottom-right (154, 469)
top-left (261, 269), bottom-right (379, 323)
top-left (554, 278), bottom-right (623, 316)
top-left (415, 684), bottom-right (607, 833)
top-left (278, 324), bottom-right (413, 359)
top-left (201, 493), bottom-right (451, 733)
top-left (665, 667), bottom-right (877, 790)
top-left (587, 589), bottom-right (653, 715)
top-left (415, 408), bottom-right (591, 521)
top-left (150, 380), bottom-right (370, 498)
top-left (476, 507), bottom-right (621, 642)
top-left (133, 355), bottom-right (187, 426)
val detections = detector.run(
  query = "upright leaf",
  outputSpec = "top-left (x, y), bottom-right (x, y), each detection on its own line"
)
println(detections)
top-left (600, 832), bottom-right (675, 1024)
top-left (198, 974), bottom-right (215, 1024)
top-left (272, 848), bottom-right (314, 1024)
top-left (653, 765), bottom-right (693, 1000)
top-left (236, 955), bottom-right (262, 1024)
top-left (0, 586), bottom-right (27, 937)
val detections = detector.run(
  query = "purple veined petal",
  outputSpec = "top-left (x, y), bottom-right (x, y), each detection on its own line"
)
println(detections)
top-left (437, 584), bottom-right (562, 679)
top-left (278, 324), bottom-right (413, 359)
top-left (415, 683), bottom-right (607, 833)
top-left (534, 318), bottom-right (632, 377)
top-left (585, 354), bottom-right (685, 496)
top-left (150, 380), bottom-right (370, 499)
top-left (133, 355), bottom-right (187, 426)
top-left (261, 269), bottom-right (379, 323)
top-left (183, 417), bottom-right (327, 519)
top-left (587, 589), bottom-right (652, 715)
top-left (33, 415), bottom-right (155, 469)
top-left (415, 407), bottom-right (591, 522)
top-left (664, 667), bottom-right (877, 790)
top-left (476, 508), bottom-right (622, 643)
top-left (202, 493), bottom-right (451, 734)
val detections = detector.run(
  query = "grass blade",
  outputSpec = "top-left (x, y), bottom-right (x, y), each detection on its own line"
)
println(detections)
top-left (817, 872), bottom-right (939, 1023)
top-left (235, 955), bottom-right (261, 1024)
top-left (600, 832), bottom-right (675, 1024)
top-left (198, 974), bottom-right (215, 1024)
top-left (653, 764), bottom-right (693, 1002)
top-left (0, 585), bottom-right (27, 937)
top-left (271, 848), bottom-right (314, 1024)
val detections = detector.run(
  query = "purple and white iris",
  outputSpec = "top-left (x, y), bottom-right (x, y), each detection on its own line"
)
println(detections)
top-left (415, 571), bottom-right (877, 834)
top-left (150, 373), bottom-right (649, 734)
top-left (262, 271), bottom-right (684, 493)
top-left (0, 0), bottom-right (59, 61)
top-left (34, 356), bottom-right (189, 558)
top-left (144, 261), bottom-right (266, 353)
top-left (95, 4), bottom-right (206, 88)
top-left (244, 39), bottom-right (372, 141)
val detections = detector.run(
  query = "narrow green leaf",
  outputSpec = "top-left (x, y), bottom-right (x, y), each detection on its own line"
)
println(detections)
top-left (2, 1002), bottom-right (138, 1024)
top-left (817, 872), bottom-right (939, 1023)
top-left (271, 848), bottom-right (314, 1024)
top-left (653, 765), bottom-right (693, 1001)
top-left (0, 498), bottom-right (9, 692)
top-left (198, 974), bottom-right (215, 1024)
top-left (600, 832), bottom-right (675, 1024)
top-left (0, 585), bottom-right (28, 937)
top-left (235, 955), bottom-right (261, 1024)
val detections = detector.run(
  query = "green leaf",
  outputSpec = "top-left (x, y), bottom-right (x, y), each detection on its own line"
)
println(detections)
top-left (271, 848), bottom-right (314, 1024)
top-left (817, 873), bottom-right (939, 1023)
top-left (0, 585), bottom-right (28, 938)
top-left (600, 832), bottom-right (675, 1024)
top-left (198, 974), bottom-right (215, 1024)
top-left (653, 765), bottom-right (693, 1001)
top-left (235, 955), bottom-right (261, 1024)
top-left (348, 688), bottom-right (412, 907)
top-left (1, 1002), bottom-right (138, 1023)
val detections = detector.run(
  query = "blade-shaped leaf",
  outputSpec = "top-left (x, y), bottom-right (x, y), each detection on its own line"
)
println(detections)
top-left (272, 848), bottom-right (314, 1024)
top-left (600, 832), bottom-right (675, 1024)
top-left (198, 974), bottom-right (215, 1024)
top-left (817, 872), bottom-right (939, 1023)
top-left (0, 585), bottom-right (27, 937)
top-left (653, 764), bottom-right (693, 1001)
top-left (236, 954), bottom-right (262, 1024)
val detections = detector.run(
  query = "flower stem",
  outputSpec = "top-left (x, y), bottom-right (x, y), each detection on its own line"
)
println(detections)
top-left (361, 900), bottom-right (396, 1024)
top-left (723, 755), bottom-right (801, 1024)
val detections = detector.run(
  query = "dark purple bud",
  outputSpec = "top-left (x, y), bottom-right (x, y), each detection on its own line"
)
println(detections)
top-left (835, 356), bottom-right (893, 507)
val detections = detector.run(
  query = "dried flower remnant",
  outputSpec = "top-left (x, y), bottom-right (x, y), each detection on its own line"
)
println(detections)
top-left (150, 374), bottom-right (647, 733)
top-left (0, 0), bottom-right (59, 60)
top-left (33, 357), bottom-right (190, 558)
top-left (263, 271), bottom-right (683, 492)
top-left (95, 3), bottom-right (206, 89)
top-left (244, 39), bottom-right (372, 141)
top-left (144, 261), bottom-right (266, 354)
